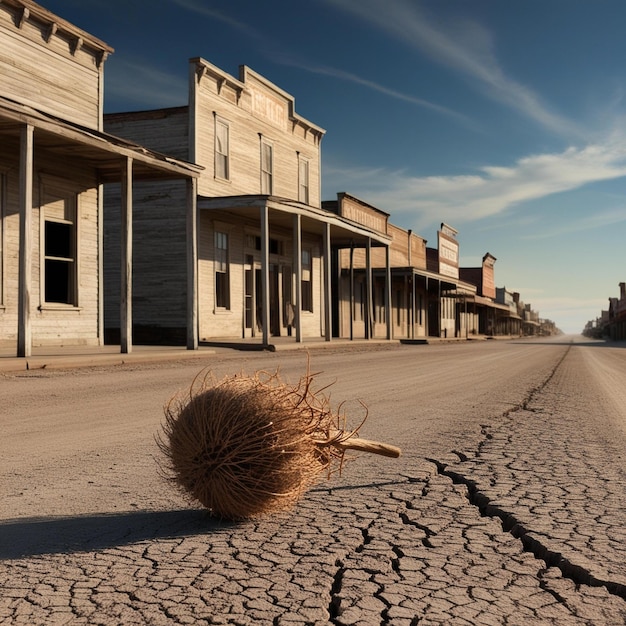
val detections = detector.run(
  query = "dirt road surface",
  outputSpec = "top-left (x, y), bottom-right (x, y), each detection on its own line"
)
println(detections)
top-left (1, 336), bottom-right (625, 624)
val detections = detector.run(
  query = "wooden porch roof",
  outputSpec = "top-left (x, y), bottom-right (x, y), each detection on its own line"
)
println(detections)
top-left (197, 194), bottom-right (392, 248)
top-left (0, 96), bottom-right (203, 182)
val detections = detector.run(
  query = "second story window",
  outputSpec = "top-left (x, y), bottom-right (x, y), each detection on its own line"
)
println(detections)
top-left (261, 139), bottom-right (273, 194)
top-left (215, 118), bottom-right (230, 180)
top-left (298, 156), bottom-right (309, 204)
top-left (215, 231), bottom-right (230, 309)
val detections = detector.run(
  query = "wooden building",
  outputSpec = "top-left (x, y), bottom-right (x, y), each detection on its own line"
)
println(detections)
top-left (607, 282), bottom-right (626, 340)
top-left (329, 200), bottom-right (481, 340)
top-left (495, 287), bottom-right (522, 336)
top-left (104, 59), bottom-right (390, 346)
top-left (0, 0), bottom-right (201, 356)
top-left (459, 253), bottom-right (513, 336)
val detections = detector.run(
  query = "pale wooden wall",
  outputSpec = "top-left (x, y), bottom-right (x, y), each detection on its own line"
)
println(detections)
top-left (192, 62), bottom-right (323, 206)
top-left (0, 143), bottom-right (101, 347)
top-left (105, 108), bottom-right (190, 160)
top-left (0, 3), bottom-right (105, 130)
top-left (103, 179), bottom-right (188, 338)
top-left (103, 61), bottom-right (327, 342)
top-left (197, 209), bottom-right (324, 340)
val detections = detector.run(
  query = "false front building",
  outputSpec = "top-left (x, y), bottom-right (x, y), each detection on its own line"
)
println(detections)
top-left (0, 0), bottom-right (200, 357)
top-left (104, 59), bottom-right (391, 346)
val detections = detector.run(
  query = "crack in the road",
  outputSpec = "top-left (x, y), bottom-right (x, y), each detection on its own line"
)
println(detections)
top-left (328, 558), bottom-right (345, 623)
top-left (426, 342), bottom-right (626, 602)
top-left (399, 509), bottom-right (437, 549)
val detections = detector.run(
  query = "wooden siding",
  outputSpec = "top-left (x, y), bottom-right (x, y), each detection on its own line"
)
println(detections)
top-left (0, 143), bottom-right (101, 347)
top-left (104, 108), bottom-right (190, 161)
top-left (196, 209), bottom-right (325, 340)
top-left (0, 3), bottom-right (105, 130)
top-left (102, 59), bottom-right (328, 342)
top-left (103, 179), bottom-right (188, 335)
top-left (192, 60), bottom-right (323, 206)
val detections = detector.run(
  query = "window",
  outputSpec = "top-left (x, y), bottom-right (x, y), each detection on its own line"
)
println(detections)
top-left (215, 118), bottom-right (230, 180)
top-left (215, 231), bottom-right (230, 309)
top-left (42, 184), bottom-right (77, 305)
top-left (245, 234), bottom-right (282, 254)
top-left (45, 221), bottom-right (75, 303)
top-left (298, 156), bottom-right (309, 204)
top-left (396, 289), bottom-right (403, 326)
top-left (0, 173), bottom-right (4, 304)
top-left (374, 279), bottom-right (386, 324)
top-left (261, 139), bottom-right (273, 194)
top-left (354, 278), bottom-right (364, 322)
top-left (301, 248), bottom-right (313, 312)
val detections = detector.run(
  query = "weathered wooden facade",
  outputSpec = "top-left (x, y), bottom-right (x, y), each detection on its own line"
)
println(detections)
top-left (459, 253), bottom-right (513, 336)
top-left (329, 200), bottom-right (483, 340)
top-left (0, 0), bottom-right (200, 356)
top-left (495, 287), bottom-right (523, 336)
top-left (104, 59), bottom-right (391, 345)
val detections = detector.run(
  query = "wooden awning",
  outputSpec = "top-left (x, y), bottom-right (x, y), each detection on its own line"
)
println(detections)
top-left (197, 194), bottom-right (392, 247)
top-left (0, 96), bottom-right (203, 182)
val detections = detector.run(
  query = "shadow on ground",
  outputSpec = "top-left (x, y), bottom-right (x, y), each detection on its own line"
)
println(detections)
top-left (0, 508), bottom-right (230, 560)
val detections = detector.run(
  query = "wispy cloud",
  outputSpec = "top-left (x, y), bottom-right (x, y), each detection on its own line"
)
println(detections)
top-left (323, 140), bottom-right (626, 230)
top-left (168, 0), bottom-right (256, 36)
top-left (272, 58), bottom-right (475, 128)
top-left (168, 0), bottom-right (470, 126)
top-left (322, 0), bottom-right (584, 138)
top-left (521, 207), bottom-right (626, 239)
top-left (106, 60), bottom-right (188, 108)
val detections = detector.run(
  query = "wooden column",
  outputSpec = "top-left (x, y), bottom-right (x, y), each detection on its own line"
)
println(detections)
top-left (349, 242), bottom-right (354, 341)
top-left (17, 124), bottom-right (34, 358)
top-left (120, 157), bottom-right (133, 354)
top-left (186, 177), bottom-right (198, 350)
top-left (411, 274), bottom-right (416, 340)
top-left (365, 237), bottom-right (372, 339)
top-left (97, 183), bottom-right (104, 345)
top-left (293, 214), bottom-right (303, 343)
top-left (385, 244), bottom-right (392, 340)
top-left (323, 222), bottom-right (332, 342)
top-left (260, 204), bottom-right (270, 347)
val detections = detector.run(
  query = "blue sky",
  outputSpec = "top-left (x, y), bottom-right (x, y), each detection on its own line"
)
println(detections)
top-left (44, 0), bottom-right (626, 333)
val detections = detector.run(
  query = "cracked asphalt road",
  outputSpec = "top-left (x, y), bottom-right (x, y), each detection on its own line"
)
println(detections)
top-left (1, 336), bottom-right (625, 624)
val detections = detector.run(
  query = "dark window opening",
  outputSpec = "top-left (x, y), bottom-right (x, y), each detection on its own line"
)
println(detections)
top-left (44, 220), bottom-right (74, 304)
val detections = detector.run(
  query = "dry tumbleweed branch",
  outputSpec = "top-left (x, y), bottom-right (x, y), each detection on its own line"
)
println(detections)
top-left (156, 368), bottom-right (400, 520)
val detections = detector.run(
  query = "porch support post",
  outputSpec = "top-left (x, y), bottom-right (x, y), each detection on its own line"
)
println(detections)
top-left (365, 237), bottom-right (372, 339)
top-left (349, 242), bottom-right (354, 341)
top-left (293, 214), bottom-right (303, 343)
top-left (411, 274), bottom-right (416, 339)
top-left (120, 157), bottom-right (133, 354)
top-left (323, 222), bottom-right (332, 342)
top-left (385, 244), bottom-right (392, 340)
top-left (17, 124), bottom-right (34, 358)
top-left (260, 204), bottom-right (270, 347)
top-left (186, 177), bottom-right (198, 350)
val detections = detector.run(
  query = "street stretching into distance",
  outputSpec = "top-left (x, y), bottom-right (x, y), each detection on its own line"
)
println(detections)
top-left (1, 335), bottom-right (625, 624)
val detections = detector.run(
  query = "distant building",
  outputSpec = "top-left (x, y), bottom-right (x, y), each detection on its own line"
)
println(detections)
top-left (460, 253), bottom-right (513, 336)
top-left (495, 287), bottom-right (522, 336)
top-left (607, 282), bottom-right (626, 340)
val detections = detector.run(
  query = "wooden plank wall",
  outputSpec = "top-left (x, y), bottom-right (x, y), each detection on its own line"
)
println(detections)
top-left (193, 63), bottom-right (323, 206)
top-left (104, 108), bottom-right (190, 160)
top-left (103, 179), bottom-right (188, 336)
top-left (0, 142), bottom-right (101, 347)
top-left (197, 209), bottom-right (324, 340)
top-left (0, 4), bottom-right (102, 129)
